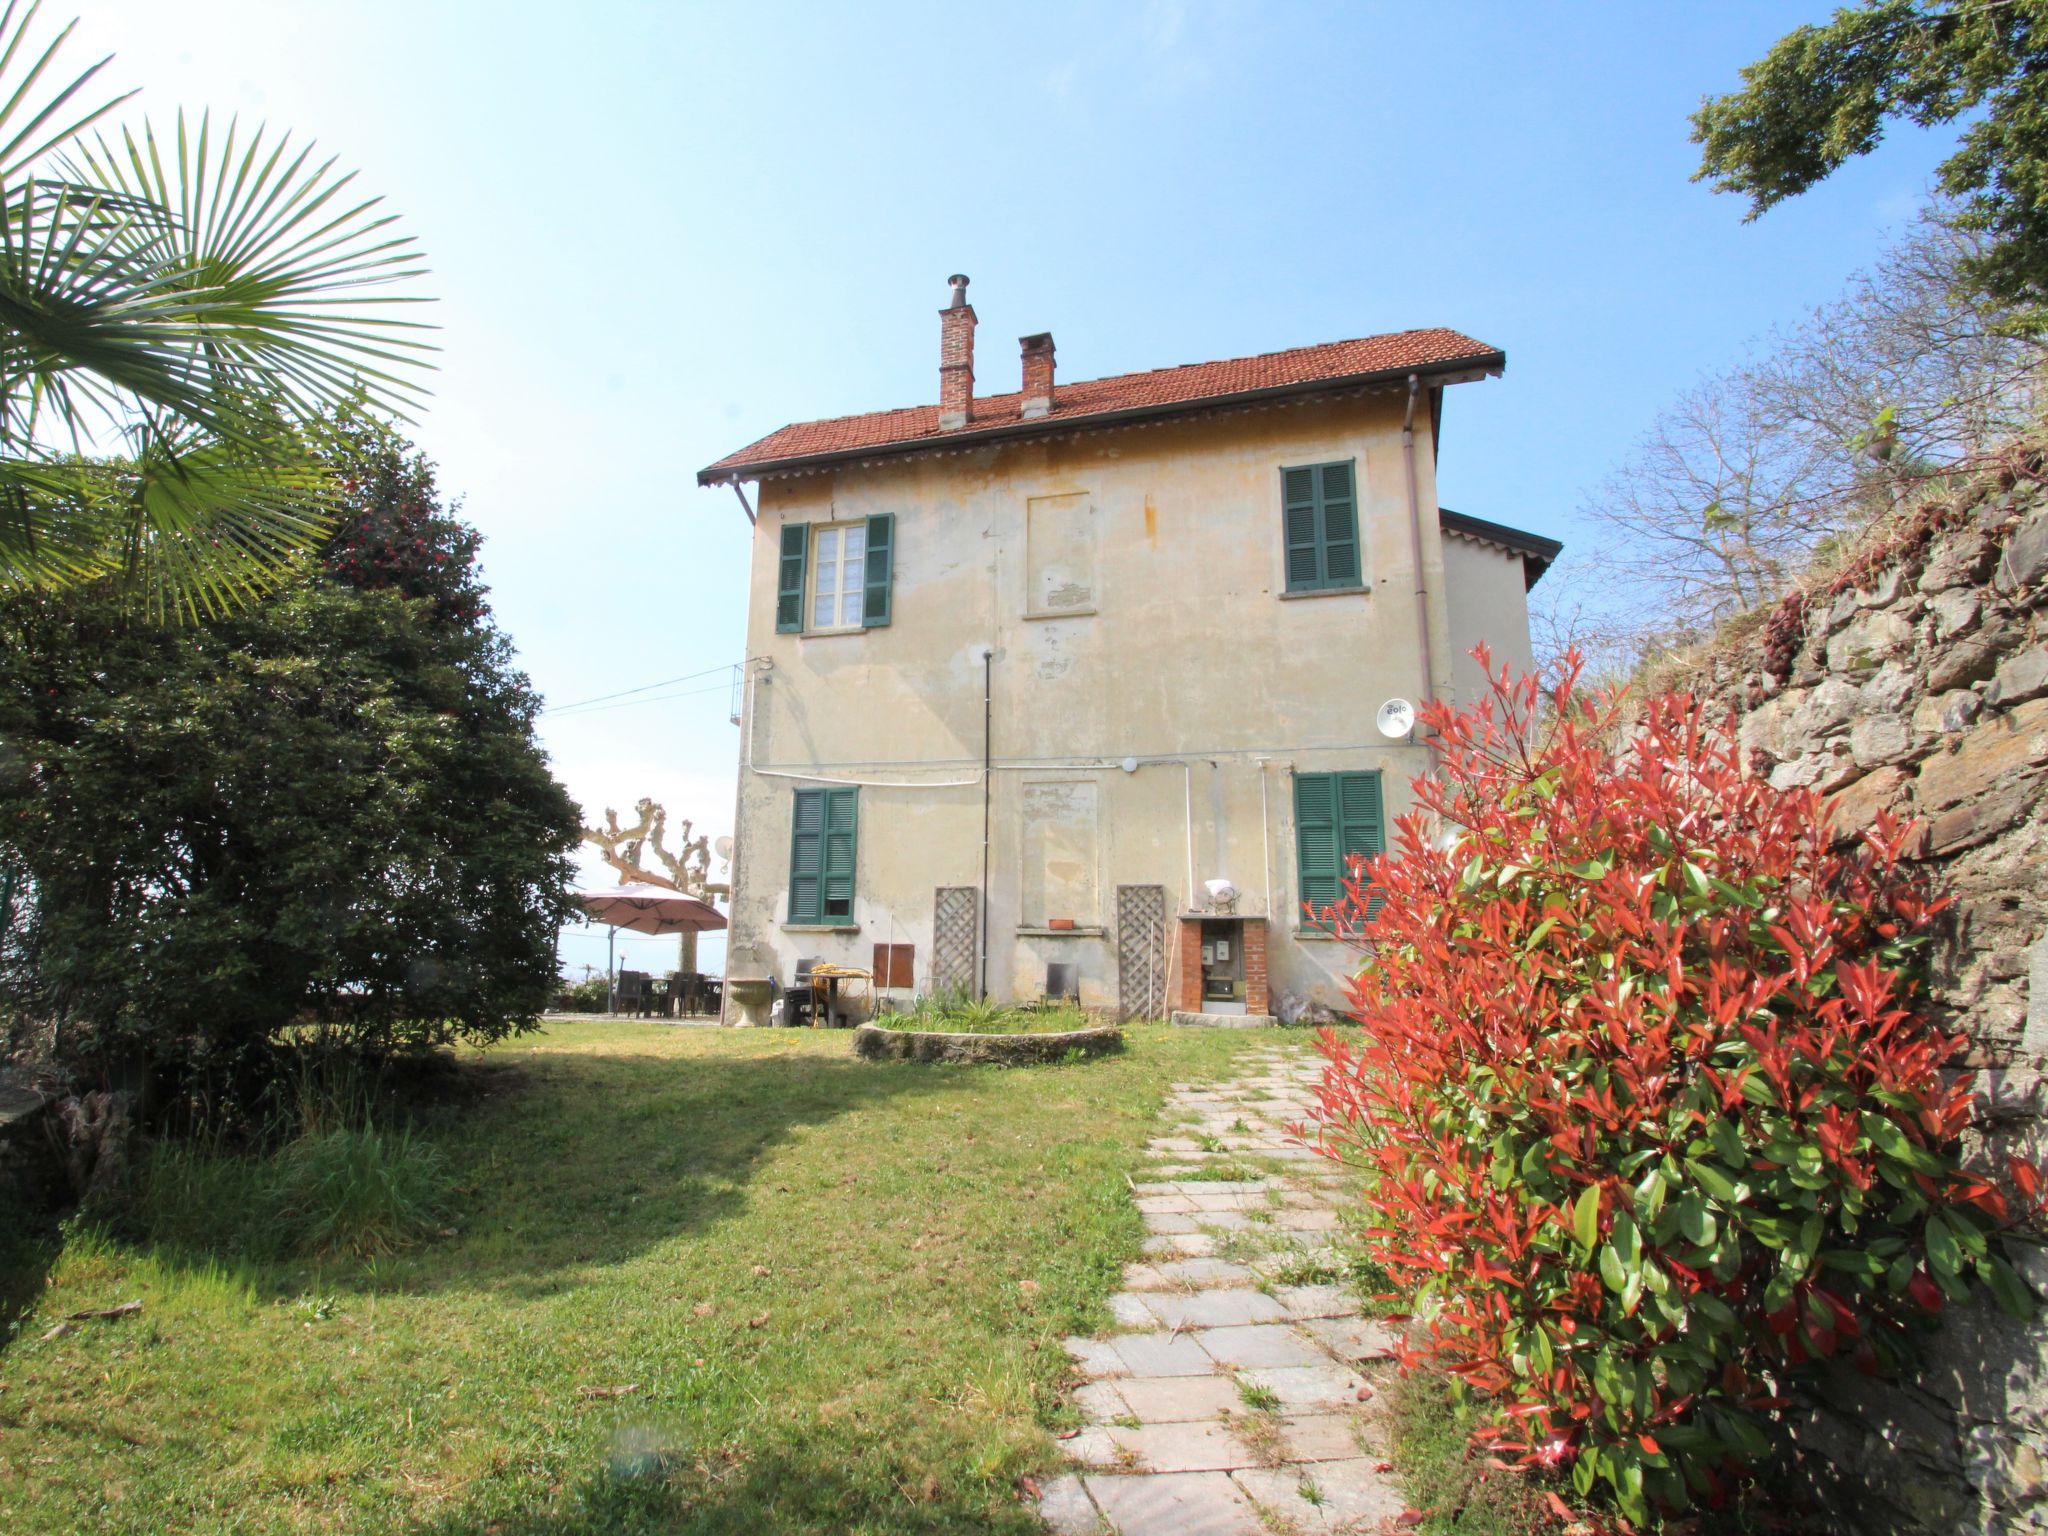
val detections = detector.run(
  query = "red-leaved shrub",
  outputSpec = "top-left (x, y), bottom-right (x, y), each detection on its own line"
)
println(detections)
top-left (1307, 653), bottom-right (2041, 1528)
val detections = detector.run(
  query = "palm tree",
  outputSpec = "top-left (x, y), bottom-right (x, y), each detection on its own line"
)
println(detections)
top-left (0, 1), bottom-right (432, 618)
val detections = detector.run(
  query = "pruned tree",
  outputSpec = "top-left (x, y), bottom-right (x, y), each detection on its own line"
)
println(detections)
top-left (582, 799), bottom-right (716, 897)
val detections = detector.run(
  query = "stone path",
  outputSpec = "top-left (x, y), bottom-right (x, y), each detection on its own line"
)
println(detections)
top-left (1037, 1045), bottom-right (1407, 1535)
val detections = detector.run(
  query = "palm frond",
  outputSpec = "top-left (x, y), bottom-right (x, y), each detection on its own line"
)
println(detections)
top-left (69, 110), bottom-right (437, 427)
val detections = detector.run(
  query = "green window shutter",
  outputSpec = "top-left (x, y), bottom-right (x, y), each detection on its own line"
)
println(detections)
top-left (1280, 461), bottom-right (1361, 593)
top-left (1318, 463), bottom-right (1360, 588)
top-left (822, 787), bottom-right (858, 918)
top-left (776, 523), bottom-right (808, 633)
top-left (1296, 770), bottom-right (1385, 929)
top-left (788, 788), bottom-right (825, 922)
top-left (1294, 773), bottom-right (1340, 928)
top-left (1283, 467), bottom-right (1322, 592)
top-left (862, 513), bottom-right (894, 627)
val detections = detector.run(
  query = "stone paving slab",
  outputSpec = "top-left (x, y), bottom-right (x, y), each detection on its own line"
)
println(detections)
top-left (1235, 1363), bottom-right (1368, 1410)
top-left (1231, 1458), bottom-right (1408, 1532)
top-left (1038, 1472), bottom-right (1107, 1535)
top-left (1196, 1323), bottom-right (1330, 1370)
top-left (1038, 1048), bottom-right (1404, 1536)
top-left (1141, 1288), bottom-right (1290, 1330)
top-left (1097, 1420), bottom-right (1263, 1474)
top-left (1085, 1470), bottom-right (1266, 1536)
top-left (1111, 1331), bottom-right (1217, 1378)
top-left (1114, 1373), bottom-right (1247, 1423)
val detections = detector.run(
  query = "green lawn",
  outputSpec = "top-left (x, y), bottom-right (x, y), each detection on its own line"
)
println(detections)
top-left (0, 1021), bottom-right (1310, 1535)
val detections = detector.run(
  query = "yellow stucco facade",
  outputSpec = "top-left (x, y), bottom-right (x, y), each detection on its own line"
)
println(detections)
top-left (722, 387), bottom-right (1539, 1020)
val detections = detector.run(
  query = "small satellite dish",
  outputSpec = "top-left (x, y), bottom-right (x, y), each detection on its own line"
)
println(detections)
top-left (714, 835), bottom-right (734, 864)
top-left (1376, 698), bottom-right (1416, 740)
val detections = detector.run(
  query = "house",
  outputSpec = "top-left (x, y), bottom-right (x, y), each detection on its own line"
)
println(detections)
top-left (697, 277), bottom-right (1558, 1023)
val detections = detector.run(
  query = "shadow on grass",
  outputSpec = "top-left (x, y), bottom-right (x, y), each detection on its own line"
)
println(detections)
top-left (88, 1030), bottom-right (983, 1303)
top-left (0, 1206), bottom-right (62, 1344)
top-left (404, 1443), bottom-right (1052, 1536)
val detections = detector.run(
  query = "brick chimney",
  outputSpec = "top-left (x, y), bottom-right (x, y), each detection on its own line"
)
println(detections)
top-left (939, 273), bottom-right (975, 430)
top-left (1019, 332), bottom-right (1055, 419)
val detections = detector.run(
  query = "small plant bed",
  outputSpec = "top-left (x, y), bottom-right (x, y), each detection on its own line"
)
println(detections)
top-left (854, 996), bottom-right (1121, 1064)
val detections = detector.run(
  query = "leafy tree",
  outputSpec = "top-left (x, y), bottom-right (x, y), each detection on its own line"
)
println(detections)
top-left (0, 422), bottom-right (579, 1106)
top-left (0, 3), bottom-right (431, 618)
top-left (1562, 203), bottom-right (2042, 661)
top-left (1693, 1), bottom-right (2048, 315)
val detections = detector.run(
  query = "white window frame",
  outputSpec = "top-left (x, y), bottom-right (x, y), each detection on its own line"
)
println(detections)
top-left (808, 519), bottom-right (868, 634)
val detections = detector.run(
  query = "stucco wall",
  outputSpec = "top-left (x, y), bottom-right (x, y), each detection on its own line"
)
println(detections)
top-left (1677, 456), bottom-right (2048, 1534)
top-left (723, 390), bottom-right (1530, 1018)
top-left (1443, 534), bottom-right (1535, 704)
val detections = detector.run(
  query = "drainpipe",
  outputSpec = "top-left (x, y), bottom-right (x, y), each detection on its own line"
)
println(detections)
top-left (1401, 374), bottom-right (1437, 747)
top-left (1182, 762), bottom-right (1195, 914)
top-left (1254, 758), bottom-right (1274, 923)
top-left (979, 647), bottom-right (992, 1000)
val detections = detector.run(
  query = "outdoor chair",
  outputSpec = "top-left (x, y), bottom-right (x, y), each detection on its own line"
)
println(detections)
top-left (614, 970), bottom-right (650, 1016)
top-left (785, 958), bottom-right (821, 1027)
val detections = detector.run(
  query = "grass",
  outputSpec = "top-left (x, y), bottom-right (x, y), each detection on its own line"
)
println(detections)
top-left (0, 1019), bottom-right (1302, 1535)
top-left (1383, 1369), bottom-right (1555, 1536)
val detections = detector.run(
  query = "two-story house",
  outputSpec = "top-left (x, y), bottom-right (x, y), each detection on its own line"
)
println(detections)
top-left (697, 277), bottom-right (1557, 1024)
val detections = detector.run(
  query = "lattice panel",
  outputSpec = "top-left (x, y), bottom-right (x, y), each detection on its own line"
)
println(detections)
top-left (1117, 884), bottom-right (1168, 1022)
top-left (932, 886), bottom-right (978, 995)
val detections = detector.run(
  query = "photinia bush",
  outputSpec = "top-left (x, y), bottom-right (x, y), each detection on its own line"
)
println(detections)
top-left (1307, 651), bottom-right (2043, 1529)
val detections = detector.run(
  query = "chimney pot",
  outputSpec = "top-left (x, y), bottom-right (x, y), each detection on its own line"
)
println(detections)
top-left (1019, 332), bottom-right (1055, 420)
top-left (938, 274), bottom-right (976, 430)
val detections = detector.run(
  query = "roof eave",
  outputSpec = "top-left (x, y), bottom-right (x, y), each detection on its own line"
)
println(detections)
top-left (1439, 507), bottom-right (1564, 591)
top-left (696, 352), bottom-right (1505, 487)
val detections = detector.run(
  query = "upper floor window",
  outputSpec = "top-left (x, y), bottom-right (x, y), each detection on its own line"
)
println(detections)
top-left (1281, 461), bottom-right (1362, 594)
top-left (777, 514), bottom-right (894, 634)
top-left (812, 523), bottom-right (866, 630)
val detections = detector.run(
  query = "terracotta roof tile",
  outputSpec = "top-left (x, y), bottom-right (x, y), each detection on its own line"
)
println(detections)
top-left (699, 326), bottom-right (1502, 482)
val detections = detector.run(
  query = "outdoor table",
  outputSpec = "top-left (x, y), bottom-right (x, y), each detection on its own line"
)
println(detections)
top-left (808, 967), bottom-right (870, 1028)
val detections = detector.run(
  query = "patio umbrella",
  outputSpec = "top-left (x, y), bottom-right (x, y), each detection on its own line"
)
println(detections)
top-left (575, 884), bottom-right (728, 1012)
top-left (577, 883), bottom-right (727, 935)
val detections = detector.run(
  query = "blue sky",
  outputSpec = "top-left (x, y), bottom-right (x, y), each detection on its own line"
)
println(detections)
top-left (76, 0), bottom-right (1961, 978)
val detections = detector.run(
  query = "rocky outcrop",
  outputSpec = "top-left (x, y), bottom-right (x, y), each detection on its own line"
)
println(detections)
top-left (1678, 447), bottom-right (2048, 1534)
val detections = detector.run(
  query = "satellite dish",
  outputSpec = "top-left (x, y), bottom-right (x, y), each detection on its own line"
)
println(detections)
top-left (1376, 698), bottom-right (1416, 740)
top-left (714, 835), bottom-right (734, 864)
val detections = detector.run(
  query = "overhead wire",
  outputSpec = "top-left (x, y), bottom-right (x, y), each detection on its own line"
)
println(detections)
top-left (541, 664), bottom-right (734, 716)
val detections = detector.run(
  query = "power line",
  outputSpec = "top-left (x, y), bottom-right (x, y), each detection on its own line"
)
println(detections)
top-left (544, 679), bottom-right (734, 720)
top-left (542, 664), bottom-right (734, 716)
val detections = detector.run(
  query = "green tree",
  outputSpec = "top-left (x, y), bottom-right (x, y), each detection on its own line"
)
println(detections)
top-left (0, 2), bottom-right (431, 618)
top-left (0, 421), bottom-right (579, 1106)
top-left (1693, 1), bottom-right (2048, 315)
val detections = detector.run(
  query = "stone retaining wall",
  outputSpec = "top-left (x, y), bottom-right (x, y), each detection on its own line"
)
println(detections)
top-left (1678, 452), bottom-right (2048, 1534)
top-left (851, 1023), bottom-right (1122, 1065)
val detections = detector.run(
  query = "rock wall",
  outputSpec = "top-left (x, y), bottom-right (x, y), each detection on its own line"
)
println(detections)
top-left (1680, 452), bottom-right (2048, 1534)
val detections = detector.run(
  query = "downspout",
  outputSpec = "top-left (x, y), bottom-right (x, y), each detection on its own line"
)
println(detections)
top-left (979, 647), bottom-right (992, 1000)
top-left (1182, 763), bottom-right (1195, 914)
top-left (1254, 758), bottom-right (1274, 923)
top-left (1401, 374), bottom-right (1437, 750)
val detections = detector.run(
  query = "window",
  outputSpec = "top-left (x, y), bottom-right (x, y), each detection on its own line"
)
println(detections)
top-left (776, 514), bottom-right (894, 633)
top-left (1294, 770), bottom-right (1384, 929)
top-left (811, 523), bottom-right (865, 630)
top-left (788, 786), bottom-right (858, 924)
top-left (1281, 461), bottom-right (1362, 593)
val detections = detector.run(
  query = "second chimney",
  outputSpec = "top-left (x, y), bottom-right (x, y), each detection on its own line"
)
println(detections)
top-left (1020, 332), bottom-right (1055, 419)
top-left (939, 274), bottom-right (975, 430)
